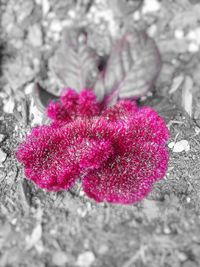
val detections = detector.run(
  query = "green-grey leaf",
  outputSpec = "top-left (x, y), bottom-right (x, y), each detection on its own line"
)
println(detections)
top-left (94, 29), bottom-right (162, 105)
top-left (32, 83), bottom-right (59, 113)
top-left (50, 28), bottom-right (99, 92)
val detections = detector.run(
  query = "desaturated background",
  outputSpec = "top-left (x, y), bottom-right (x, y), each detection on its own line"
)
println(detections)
top-left (1, 0), bottom-right (200, 267)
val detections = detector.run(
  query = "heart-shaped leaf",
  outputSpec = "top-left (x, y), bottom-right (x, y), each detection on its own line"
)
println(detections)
top-left (94, 29), bottom-right (162, 105)
top-left (50, 27), bottom-right (99, 92)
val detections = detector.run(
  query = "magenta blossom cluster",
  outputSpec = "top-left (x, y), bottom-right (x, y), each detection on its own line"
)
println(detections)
top-left (16, 88), bottom-right (170, 204)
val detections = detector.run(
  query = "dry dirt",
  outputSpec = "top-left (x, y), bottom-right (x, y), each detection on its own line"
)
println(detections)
top-left (1, 0), bottom-right (200, 267)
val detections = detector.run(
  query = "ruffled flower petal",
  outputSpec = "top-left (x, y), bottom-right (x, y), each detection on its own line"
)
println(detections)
top-left (83, 115), bottom-right (169, 204)
top-left (16, 125), bottom-right (81, 191)
top-left (101, 100), bottom-right (137, 122)
top-left (16, 120), bottom-right (114, 191)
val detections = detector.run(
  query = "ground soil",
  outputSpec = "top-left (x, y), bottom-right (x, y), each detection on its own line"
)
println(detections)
top-left (1, 0), bottom-right (200, 267)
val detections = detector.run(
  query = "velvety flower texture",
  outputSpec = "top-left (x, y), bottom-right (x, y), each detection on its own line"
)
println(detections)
top-left (47, 89), bottom-right (100, 126)
top-left (16, 88), bottom-right (170, 204)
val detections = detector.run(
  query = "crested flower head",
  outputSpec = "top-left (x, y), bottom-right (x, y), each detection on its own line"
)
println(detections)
top-left (16, 88), bottom-right (170, 204)
top-left (47, 88), bottom-right (100, 126)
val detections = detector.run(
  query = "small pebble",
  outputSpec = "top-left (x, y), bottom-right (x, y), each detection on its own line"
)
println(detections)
top-left (68, 10), bottom-right (76, 19)
top-left (50, 228), bottom-right (57, 235)
top-left (174, 29), bottom-right (184, 39)
top-left (24, 83), bottom-right (34, 95)
top-left (52, 251), bottom-right (69, 266)
top-left (163, 226), bottom-right (171, 234)
top-left (177, 251), bottom-right (188, 262)
top-left (186, 197), bottom-right (191, 203)
top-left (76, 251), bottom-right (95, 267)
top-left (188, 43), bottom-right (199, 53)
top-left (0, 149), bottom-right (7, 163)
top-left (98, 244), bottom-right (108, 255)
top-left (171, 140), bottom-right (190, 153)
top-left (142, 0), bottom-right (161, 14)
top-left (50, 20), bottom-right (62, 32)
top-left (3, 98), bottom-right (15, 113)
top-left (133, 11), bottom-right (140, 21)
top-left (186, 30), bottom-right (196, 40)
top-left (11, 218), bottom-right (17, 225)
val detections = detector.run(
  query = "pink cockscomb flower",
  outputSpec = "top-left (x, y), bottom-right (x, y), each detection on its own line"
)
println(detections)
top-left (16, 88), bottom-right (170, 204)
top-left (16, 121), bottom-right (113, 191)
top-left (47, 88), bottom-right (100, 126)
top-left (83, 101), bottom-right (170, 204)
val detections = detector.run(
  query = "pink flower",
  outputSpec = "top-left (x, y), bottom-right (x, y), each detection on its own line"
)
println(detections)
top-left (16, 121), bottom-right (113, 191)
top-left (47, 88), bottom-right (100, 126)
top-left (83, 102), bottom-right (170, 204)
top-left (16, 89), bottom-right (170, 204)
top-left (16, 125), bottom-right (80, 191)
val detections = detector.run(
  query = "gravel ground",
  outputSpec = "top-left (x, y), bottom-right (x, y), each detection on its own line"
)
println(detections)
top-left (1, 0), bottom-right (200, 266)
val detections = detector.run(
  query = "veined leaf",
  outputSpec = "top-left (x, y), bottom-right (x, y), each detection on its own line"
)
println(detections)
top-left (94, 29), bottom-right (161, 105)
top-left (50, 27), bottom-right (99, 92)
top-left (32, 83), bottom-right (59, 113)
